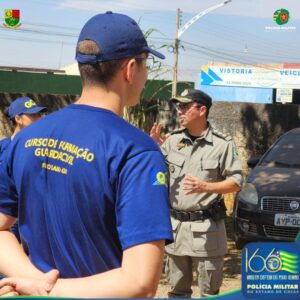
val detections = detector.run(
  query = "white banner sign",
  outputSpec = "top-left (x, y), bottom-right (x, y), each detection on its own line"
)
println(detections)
top-left (201, 65), bottom-right (300, 89)
top-left (276, 88), bottom-right (293, 103)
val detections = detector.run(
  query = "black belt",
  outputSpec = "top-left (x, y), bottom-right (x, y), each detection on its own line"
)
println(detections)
top-left (171, 208), bottom-right (211, 222)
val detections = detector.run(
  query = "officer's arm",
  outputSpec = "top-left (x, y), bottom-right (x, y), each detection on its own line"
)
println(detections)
top-left (184, 140), bottom-right (243, 194)
top-left (184, 138), bottom-right (243, 195)
top-left (204, 178), bottom-right (241, 194)
top-left (184, 135), bottom-right (242, 195)
top-left (49, 240), bottom-right (164, 297)
top-left (184, 175), bottom-right (241, 195)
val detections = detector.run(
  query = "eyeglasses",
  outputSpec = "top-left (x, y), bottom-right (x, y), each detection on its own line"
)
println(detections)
top-left (174, 102), bottom-right (200, 112)
top-left (135, 55), bottom-right (158, 70)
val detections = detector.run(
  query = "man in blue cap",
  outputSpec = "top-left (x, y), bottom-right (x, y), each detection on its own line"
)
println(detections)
top-left (0, 12), bottom-right (172, 297)
top-left (0, 96), bottom-right (47, 164)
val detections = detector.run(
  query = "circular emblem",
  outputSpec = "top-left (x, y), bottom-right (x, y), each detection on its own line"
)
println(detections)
top-left (290, 200), bottom-right (299, 211)
top-left (169, 165), bottom-right (175, 173)
top-left (266, 256), bottom-right (282, 272)
top-left (273, 9), bottom-right (290, 26)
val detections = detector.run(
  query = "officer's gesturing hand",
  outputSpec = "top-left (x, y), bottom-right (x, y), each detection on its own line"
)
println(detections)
top-left (183, 175), bottom-right (208, 195)
top-left (150, 123), bottom-right (170, 145)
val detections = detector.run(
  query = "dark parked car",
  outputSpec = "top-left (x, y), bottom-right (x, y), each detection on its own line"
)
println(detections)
top-left (233, 127), bottom-right (300, 249)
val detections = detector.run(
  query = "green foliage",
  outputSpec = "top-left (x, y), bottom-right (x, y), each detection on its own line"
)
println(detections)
top-left (124, 27), bottom-right (170, 130)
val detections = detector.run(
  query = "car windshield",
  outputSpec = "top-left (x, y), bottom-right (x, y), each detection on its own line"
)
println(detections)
top-left (261, 131), bottom-right (300, 168)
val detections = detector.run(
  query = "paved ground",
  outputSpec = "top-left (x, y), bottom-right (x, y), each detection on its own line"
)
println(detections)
top-left (155, 216), bottom-right (242, 298)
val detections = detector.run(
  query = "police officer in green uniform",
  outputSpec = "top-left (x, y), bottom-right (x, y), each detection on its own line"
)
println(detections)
top-left (151, 89), bottom-right (243, 298)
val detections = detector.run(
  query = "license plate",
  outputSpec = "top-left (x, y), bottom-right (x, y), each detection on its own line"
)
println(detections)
top-left (274, 213), bottom-right (300, 227)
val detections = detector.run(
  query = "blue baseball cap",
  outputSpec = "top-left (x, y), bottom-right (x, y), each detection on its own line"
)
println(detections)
top-left (8, 97), bottom-right (47, 119)
top-left (76, 11), bottom-right (165, 64)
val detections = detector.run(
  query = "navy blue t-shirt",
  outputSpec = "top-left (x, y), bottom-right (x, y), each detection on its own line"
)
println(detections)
top-left (0, 104), bottom-right (172, 278)
top-left (0, 137), bottom-right (12, 279)
top-left (0, 137), bottom-right (11, 164)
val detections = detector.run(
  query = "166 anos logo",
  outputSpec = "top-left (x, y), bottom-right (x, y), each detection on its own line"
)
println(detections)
top-left (245, 248), bottom-right (282, 273)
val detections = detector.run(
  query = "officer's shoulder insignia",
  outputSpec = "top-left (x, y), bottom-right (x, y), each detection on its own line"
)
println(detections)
top-left (212, 128), bottom-right (232, 141)
top-left (171, 128), bottom-right (185, 135)
top-left (177, 142), bottom-right (186, 150)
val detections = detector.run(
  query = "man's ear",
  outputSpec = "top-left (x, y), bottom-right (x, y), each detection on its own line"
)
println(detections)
top-left (124, 58), bottom-right (136, 85)
top-left (199, 105), bottom-right (207, 116)
top-left (14, 115), bottom-right (22, 126)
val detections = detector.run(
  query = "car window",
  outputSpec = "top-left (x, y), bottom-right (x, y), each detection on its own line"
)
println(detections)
top-left (261, 132), bottom-right (300, 168)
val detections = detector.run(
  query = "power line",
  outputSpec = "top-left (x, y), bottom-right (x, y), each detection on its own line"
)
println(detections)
top-left (0, 34), bottom-right (75, 45)
top-left (203, 18), bottom-right (300, 52)
top-left (180, 40), bottom-right (300, 64)
top-left (0, 27), bottom-right (78, 38)
top-left (180, 19), bottom-right (299, 60)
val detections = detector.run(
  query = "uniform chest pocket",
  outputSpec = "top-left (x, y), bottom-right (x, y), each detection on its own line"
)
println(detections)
top-left (199, 160), bottom-right (219, 181)
top-left (167, 152), bottom-right (185, 179)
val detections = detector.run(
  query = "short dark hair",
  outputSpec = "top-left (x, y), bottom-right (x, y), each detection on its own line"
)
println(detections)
top-left (77, 40), bottom-right (125, 87)
top-left (11, 118), bottom-right (17, 127)
top-left (5, 107), bottom-right (16, 126)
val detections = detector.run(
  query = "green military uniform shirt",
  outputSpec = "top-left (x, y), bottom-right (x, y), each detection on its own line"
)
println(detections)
top-left (161, 124), bottom-right (243, 257)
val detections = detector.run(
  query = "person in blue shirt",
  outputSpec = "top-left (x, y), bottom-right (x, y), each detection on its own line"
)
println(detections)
top-left (0, 97), bottom-right (47, 286)
top-left (0, 12), bottom-right (172, 297)
top-left (0, 97), bottom-right (47, 240)
top-left (0, 97), bottom-right (47, 242)
top-left (0, 96), bottom-right (47, 164)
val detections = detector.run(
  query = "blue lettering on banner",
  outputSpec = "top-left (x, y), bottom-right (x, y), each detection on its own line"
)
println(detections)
top-left (280, 70), bottom-right (300, 76)
top-left (219, 68), bottom-right (252, 74)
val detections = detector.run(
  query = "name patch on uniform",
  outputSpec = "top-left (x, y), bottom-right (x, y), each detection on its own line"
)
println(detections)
top-left (151, 170), bottom-right (168, 187)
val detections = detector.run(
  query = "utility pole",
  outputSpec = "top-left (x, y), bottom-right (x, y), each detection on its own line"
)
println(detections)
top-left (172, 8), bottom-right (181, 98)
top-left (171, 1), bottom-right (232, 98)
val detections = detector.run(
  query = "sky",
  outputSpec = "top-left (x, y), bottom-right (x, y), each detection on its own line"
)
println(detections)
top-left (0, 0), bottom-right (299, 84)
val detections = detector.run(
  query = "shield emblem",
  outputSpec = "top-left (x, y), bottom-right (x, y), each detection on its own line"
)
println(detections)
top-left (4, 9), bottom-right (21, 28)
